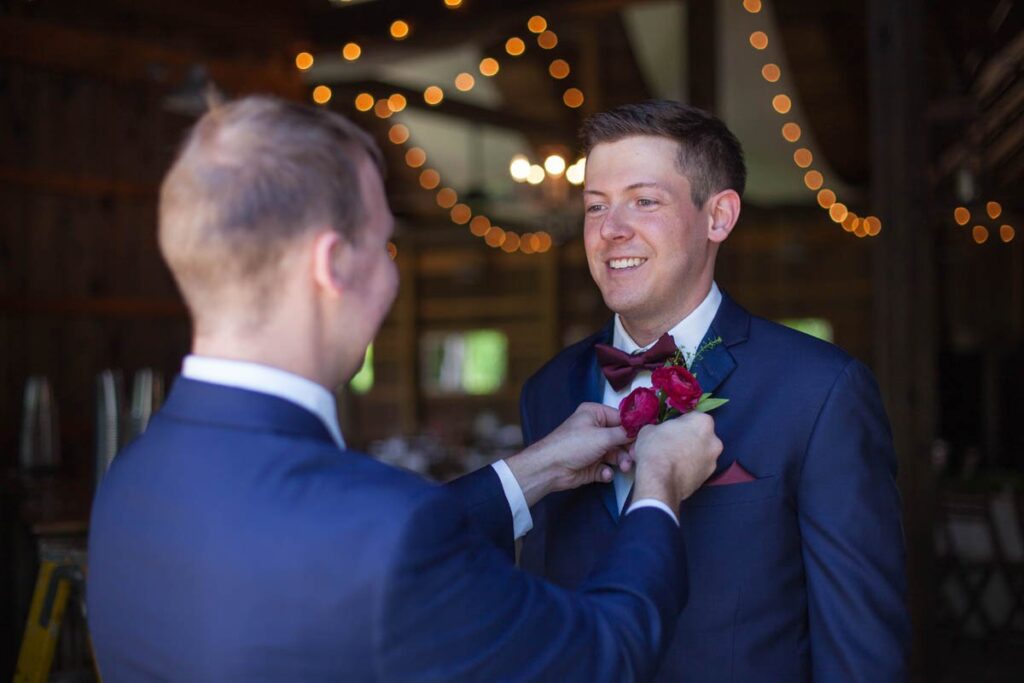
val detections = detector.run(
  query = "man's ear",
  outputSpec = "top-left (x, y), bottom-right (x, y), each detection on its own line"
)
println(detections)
top-left (311, 230), bottom-right (349, 298)
top-left (706, 189), bottom-right (741, 244)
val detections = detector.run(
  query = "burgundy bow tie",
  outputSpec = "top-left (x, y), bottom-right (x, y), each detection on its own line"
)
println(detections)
top-left (595, 332), bottom-right (678, 391)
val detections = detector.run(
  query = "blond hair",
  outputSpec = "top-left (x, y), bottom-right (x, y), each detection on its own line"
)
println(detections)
top-left (158, 96), bottom-right (383, 333)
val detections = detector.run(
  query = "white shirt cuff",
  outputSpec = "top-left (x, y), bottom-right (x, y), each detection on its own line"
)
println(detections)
top-left (626, 498), bottom-right (680, 526)
top-left (490, 460), bottom-right (534, 540)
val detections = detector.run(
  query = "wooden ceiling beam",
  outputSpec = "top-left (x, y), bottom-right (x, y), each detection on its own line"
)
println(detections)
top-left (0, 16), bottom-right (303, 99)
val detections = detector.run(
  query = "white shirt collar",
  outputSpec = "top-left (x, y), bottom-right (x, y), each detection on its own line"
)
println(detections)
top-left (181, 355), bottom-right (345, 449)
top-left (612, 281), bottom-right (723, 357)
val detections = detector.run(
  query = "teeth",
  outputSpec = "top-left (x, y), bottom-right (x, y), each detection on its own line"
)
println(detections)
top-left (609, 258), bottom-right (646, 270)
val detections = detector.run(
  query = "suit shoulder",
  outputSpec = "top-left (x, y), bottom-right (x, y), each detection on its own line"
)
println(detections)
top-left (746, 314), bottom-right (855, 374)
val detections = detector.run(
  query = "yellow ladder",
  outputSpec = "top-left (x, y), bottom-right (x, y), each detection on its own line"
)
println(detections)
top-left (13, 544), bottom-right (96, 683)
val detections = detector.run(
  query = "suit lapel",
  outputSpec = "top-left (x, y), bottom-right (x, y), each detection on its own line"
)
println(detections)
top-left (689, 292), bottom-right (749, 395)
top-left (569, 321), bottom-right (620, 522)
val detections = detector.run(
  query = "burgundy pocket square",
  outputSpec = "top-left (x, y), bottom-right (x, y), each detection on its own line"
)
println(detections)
top-left (706, 461), bottom-right (757, 487)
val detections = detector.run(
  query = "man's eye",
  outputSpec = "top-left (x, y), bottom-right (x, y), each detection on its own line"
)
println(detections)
top-left (637, 198), bottom-right (658, 208)
top-left (585, 205), bottom-right (605, 214)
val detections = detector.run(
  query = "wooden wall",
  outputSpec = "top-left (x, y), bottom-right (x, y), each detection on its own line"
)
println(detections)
top-left (0, 61), bottom-right (192, 477)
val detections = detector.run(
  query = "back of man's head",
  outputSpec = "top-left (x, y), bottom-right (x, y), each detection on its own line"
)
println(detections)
top-left (158, 96), bottom-right (383, 334)
top-left (580, 100), bottom-right (746, 209)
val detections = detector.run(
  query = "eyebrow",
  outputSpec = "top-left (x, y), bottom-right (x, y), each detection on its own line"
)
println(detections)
top-left (583, 182), bottom-right (668, 196)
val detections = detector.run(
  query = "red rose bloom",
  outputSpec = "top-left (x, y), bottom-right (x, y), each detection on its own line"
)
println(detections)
top-left (651, 366), bottom-right (703, 414)
top-left (619, 387), bottom-right (661, 438)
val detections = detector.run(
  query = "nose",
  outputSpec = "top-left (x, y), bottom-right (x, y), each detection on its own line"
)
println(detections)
top-left (600, 204), bottom-right (635, 242)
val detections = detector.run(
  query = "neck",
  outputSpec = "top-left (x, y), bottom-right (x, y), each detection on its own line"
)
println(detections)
top-left (620, 280), bottom-right (713, 347)
top-left (192, 321), bottom-right (338, 391)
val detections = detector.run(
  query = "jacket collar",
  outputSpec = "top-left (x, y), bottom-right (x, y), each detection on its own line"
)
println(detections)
top-left (157, 376), bottom-right (336, 446)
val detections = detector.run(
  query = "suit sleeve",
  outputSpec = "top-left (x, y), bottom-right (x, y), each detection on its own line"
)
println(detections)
top-left (445, 466), bottom-right (515, 560)
top-left (373, 488), bottom-right (687, 683)
top-left (798, 359), bottom-right (911, 682)
top-left (519, 375), bottom-right (537, 446)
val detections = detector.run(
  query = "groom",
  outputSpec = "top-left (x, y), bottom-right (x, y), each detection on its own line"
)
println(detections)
top-left (87, 96), bottom-right (725, 682)
top-left (520, 101), bottom-right (911, 681)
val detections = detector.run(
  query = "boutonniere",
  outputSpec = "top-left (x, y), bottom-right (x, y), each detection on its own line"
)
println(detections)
top-left (619, 337), bottom-right (729, 438)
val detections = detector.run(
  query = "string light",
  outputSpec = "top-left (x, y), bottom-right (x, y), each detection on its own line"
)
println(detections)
top-left (952, 200), bottom-right (1014, 245)
top-left (485, 227), bottom-right (506, 248)
top-left (341, 16), bottom-right (574, 255)
top-left (479, 57), bottom-right (500, 77)
top-left (444, 0), bottom-right (463, 7)
top-left (528, 15), bottom-right (547, 33)
top-left (510, 155), bottom-right (531, 182)
top-left (374, 99), bottom-right (392, 118)
top-left (544, 154), bottom-right (566, 176)
top-left (501, 232), bottom-right (521, 253)
top-left (829, 202), bottom-right (849, 223)
top-left (537, 31), bottom-right (558, 50)
top-left (312, 85), bottom-right (332, 105)
top-left (549, 59), bottom-right (570, 79)
top-left (772, 94), bottom-right (792, 114)
top-left (419, 169), bottom-right (441, 190)
top-left (354, 93), bottom-right (374, 112)
top-left (436, 187), bottom-right (458, 209)
top-left (803, 170), bottom-right (823, 190)
top-left (563, 88), bottom-right (585, 108)
top-left (390, 20), bottom-right (410, 40)
top-left (450, 204), bottom-right (472, 224)
top-left (744, 11), bottom-right (879, 237)
top-left (781, 122), bottom-right (801, 142)
top-left (388, 124), bottom-right (410, 144)
top-left (761, 63), bottom-right (781, 82)
top-left (342, 43), bottom-right (361, 61)
top-left (424, 86), bottom-right (444, 105)
top-left (469, 216), bottom-right (491, 237)
top-left (405, 147), bottom-right (426, 168)
top-left (793, 148), bottom-right (813, 168)
top-left (387, 93), bottom-right (407, 112)
top-left (566, 158), bottom-right (586, 185)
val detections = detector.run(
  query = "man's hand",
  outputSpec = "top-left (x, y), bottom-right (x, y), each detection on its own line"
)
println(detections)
top-left (632, 412), bottom-right (723, 510)
top-left (504, 403), bottom-right (633, 507)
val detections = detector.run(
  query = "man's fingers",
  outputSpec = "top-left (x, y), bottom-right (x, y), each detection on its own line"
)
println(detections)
top-left (576, 402), bottom-right (622, 428)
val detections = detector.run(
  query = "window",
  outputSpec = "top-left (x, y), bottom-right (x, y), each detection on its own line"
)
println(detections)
top-left (778, 318), bottom-right (834, 343)
top-left (421, 330), bottom-right (508, 395)
top-left (349, 344), bottom-right (374, 394)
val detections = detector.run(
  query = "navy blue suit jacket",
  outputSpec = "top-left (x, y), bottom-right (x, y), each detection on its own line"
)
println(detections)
top-left (88, 378), bottom-right (689, 682)
top-left (520, 294), bottom-right (911, 682)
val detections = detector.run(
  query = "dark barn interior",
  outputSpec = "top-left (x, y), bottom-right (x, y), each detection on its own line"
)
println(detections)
top-left (2, 0), bottom-right (1023, 680)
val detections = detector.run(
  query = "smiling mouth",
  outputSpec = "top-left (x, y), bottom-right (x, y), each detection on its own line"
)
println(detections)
top-left (608, 257), bottom-right (647, 270)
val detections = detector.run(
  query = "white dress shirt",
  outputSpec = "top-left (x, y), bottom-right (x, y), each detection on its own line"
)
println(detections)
top-left (181, 355), bottom-right (533, 539)
top-left (603, 282), bottom-right (723, 521)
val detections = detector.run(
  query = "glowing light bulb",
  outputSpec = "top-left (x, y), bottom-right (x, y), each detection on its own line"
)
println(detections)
top-left (527, 164), bottom-right (545, 185)
top-left (544, 154), bottom-right (566, 176)
top-left (510, 155), bottom-right (531, 182)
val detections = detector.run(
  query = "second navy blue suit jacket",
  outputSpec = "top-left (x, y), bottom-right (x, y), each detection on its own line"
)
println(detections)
top-left (88, 378), bottom-right (689, 682)
top-left (520, 293), bottom-right (911, 682)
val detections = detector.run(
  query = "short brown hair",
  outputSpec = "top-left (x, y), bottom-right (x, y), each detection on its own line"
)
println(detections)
top-left (158, 96), bottom-right (383, 330)
top-left (580, 100), bottom-right (746, 208)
